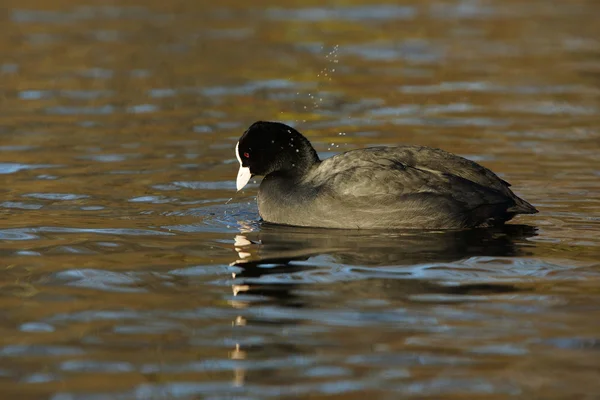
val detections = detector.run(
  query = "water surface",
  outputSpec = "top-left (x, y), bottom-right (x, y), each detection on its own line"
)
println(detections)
top-left (1, 0), bottom-right (600, 398)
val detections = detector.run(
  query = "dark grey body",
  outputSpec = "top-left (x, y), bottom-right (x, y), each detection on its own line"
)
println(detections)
top-left (258, 146), bottom-right (537, 229)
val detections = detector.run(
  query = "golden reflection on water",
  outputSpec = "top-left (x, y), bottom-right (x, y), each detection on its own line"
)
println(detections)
top-left (1, 0), bottom-right (600, 398)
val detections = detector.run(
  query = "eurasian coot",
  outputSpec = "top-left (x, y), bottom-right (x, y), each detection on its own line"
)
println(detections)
top-left (235, 121), bottom-right (537, 229)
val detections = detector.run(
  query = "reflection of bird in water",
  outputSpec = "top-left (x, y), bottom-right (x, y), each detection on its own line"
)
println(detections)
top-left (229, 224), bottom-right (538, 308)
top-left (227, 225), bottom-right (538, 382)
top-left (233, 224), bottom-right (537, 267)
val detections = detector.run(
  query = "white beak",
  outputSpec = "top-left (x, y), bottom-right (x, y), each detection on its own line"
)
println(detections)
top-left (236, 166), bottom-right (251, 191)
top-left (235, 142), bottom-right (252, 191)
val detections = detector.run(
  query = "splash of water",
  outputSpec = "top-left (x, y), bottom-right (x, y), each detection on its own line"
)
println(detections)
top-left (291, 44), bottom-right (340, 124)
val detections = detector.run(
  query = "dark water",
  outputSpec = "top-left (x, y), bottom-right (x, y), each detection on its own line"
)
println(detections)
top-left (1, 0), bottom-right (600, 398)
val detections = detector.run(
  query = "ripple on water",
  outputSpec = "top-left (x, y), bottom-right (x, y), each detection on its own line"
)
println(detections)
top-left (148, 88), bottom-right (177, 98)
top-left (152, 181), bottom-right (243, 191)
top-left (19, 322), bottom-right (55, 333)
top-left (265, 5), bottom-right (416, 22)
top-left (172, 181), bottom-right (237, 190)
top-left (62, 89), bottom-right (114, 99)
top-left (19, 90), bottom-right (53, 100)
top-left (59, 360), bottom-right (134, 373)
top-left (1, 201), bottom-right (44, 210)
top-left (0, 229), bottom-right (40, 240)
top-left (343, 40), bottom-right (442, 63)
top-left (50, 269), bottom-right (147, 292)
top-left (126, 104), bottom-right (159, 114)
top-left (0, 227), bottom-right (173, 241)
top-left (163, 202), bottom-right (259, 233)
top-left (399, 82), bottom-right (598, 95)
top-left (0, 163), bottom-right (56, 174)
top-left (46, 105), bottom-right (115, 115)
top-left (12, 7), bottom-right (155, 23)
top-left (1, 63), bottom-right (18, 73)
top-left (128, 195), bottom-right (177, 204)
top-left (200, 79), bottom-right (303, 97)
top-left (391, 116), bottom-right (509, 127)
top-left (368, 103), bottom-right (476, 117)
top-left (80, 206), bottom-right (105, 211)
top-left (501, 101), bottom-right (597, 115)
top-left (79, 67), bottom-right (114, 79)
top-left (23, 193), bottom-right (89, 200)
top-left (0, 345), bottom-right (84, 357)
top-left (79, 154), bottom-right (135, 162)
top-left (21, 373), bottom-right (57, 384)
top-left (543, 337), bottom-right (600, 351)
top-left (17, 89), bottom-right (112, 100)
top-left (0, 145), bottom-right (37, 151)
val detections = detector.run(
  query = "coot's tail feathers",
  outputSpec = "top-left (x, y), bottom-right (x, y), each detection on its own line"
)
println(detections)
top-left (507, 195), bottom-right (538, 214)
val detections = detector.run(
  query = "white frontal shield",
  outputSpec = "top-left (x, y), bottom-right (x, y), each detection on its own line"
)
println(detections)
top-left (235, 142), bottom-right (251, 191)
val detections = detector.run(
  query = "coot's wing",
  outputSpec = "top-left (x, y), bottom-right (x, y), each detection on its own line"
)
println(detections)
top-left (388, 146), bottom-right (538, 213)
top-left (308, 146), bottom-right (536, 214)
top-left (321, 159), bottom-right (509, 209)
top-left (334, 146), bottom-right (512, 191)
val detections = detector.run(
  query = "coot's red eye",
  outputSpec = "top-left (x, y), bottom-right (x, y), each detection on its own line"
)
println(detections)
top-left (244, 152), bottom-right (250, 158)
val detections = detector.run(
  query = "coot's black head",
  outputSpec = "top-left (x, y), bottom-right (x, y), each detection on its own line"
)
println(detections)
top-left (235, 121), bottom-right (320, 191)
